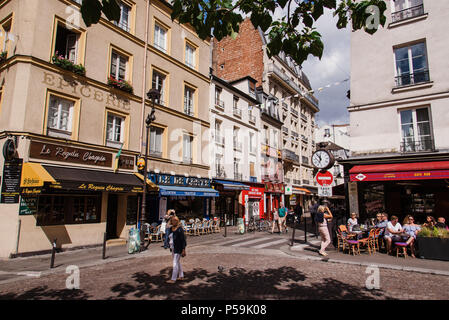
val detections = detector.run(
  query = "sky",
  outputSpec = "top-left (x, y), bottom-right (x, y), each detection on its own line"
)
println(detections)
top-left (271, 4), bottom-right (351, 128)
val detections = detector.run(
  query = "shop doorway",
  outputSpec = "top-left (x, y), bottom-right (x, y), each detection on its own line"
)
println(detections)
top-left (106, 194), bottom-right (118, 240)
top-left (248, 200), bottom-right (260, 220)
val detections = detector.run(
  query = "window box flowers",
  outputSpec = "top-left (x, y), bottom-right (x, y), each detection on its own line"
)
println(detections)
top-left (52, 52), bottom-right (86, 76)
top-left (107, 76), bottom-right (134, 94)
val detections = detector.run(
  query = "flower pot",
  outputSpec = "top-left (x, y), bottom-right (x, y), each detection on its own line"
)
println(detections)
top-left (417, 236), bottom-right (449, 261)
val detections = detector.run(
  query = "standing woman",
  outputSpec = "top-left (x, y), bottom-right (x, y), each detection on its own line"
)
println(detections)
top-left (166, 216), bottom-right (187, 284)
top-left (317, 205), bottom-right (333, 256)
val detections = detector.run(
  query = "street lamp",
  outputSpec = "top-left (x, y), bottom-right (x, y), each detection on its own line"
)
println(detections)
top-left (140, 88), bottom-right (160, 249)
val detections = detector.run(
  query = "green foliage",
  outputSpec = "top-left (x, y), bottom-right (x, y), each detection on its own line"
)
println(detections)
top-left (52, 54), bottom-right (86, 76)
top-left (80, 0), bottom-right (387, 66)
top-left (0, 51), bottom-right (7, 63)
top-left (107, 76), bottom-right (134, 94)
top-left (418, 227), bottom-right (449, 239)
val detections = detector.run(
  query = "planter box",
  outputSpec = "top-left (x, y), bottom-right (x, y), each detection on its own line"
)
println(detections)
top-left (417, 237), bottom-right (449, 261)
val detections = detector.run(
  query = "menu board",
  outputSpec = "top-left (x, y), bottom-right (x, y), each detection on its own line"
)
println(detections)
top-left (19, 197), bottom-right (38, 215)
top-left (1, 158), bottom-right (23, 204)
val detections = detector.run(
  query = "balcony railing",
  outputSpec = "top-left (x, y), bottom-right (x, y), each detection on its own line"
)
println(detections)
top-left (282, 149), bottom-right (300, 163)
top-left (291, 108), bottom-right (298, 117)
top-left (215, 165), bottom-right (226, 178)
top-left (234, 172), bottom-right (243, 181)
top-left (282, 126), bottom-right (289, 135)
top-left (282, 102), bottom-right (288, 110)
top-left (301, 113), bottom-right (308, 122)
top-left (391, 4), bottom-right (424, 23)
top-left (149, 150), bottom-right (162, 158)
top-left (215, 98), bottom-right (225, 109)
top-left (302, 179), bottom-right (310, 185)
top-left (183, 157), bottom-right (192, 164)
top-left (249, 114), bottom-right (256, 124)
top-left (293, 179), bottom-right (301, 185)
top-left (233, 107), bottom-right (242, 118)
top-left (395, 70), bottom-right (430, 87)
top-left (400, 137), bottom-right (435, 153)
top-left (301, 135), bottom-right (308, 143)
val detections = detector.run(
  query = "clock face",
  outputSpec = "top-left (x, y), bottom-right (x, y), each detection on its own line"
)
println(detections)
top-left (312, 150), bottom-right (331, 169)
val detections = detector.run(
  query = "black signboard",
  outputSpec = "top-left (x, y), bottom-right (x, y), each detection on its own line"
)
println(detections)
top-left (1, 158), bottom-right (23, 204)
top-left (149, 173), bottom-right (211, 188)
top-left (19, 197), bottom-right (38, 215)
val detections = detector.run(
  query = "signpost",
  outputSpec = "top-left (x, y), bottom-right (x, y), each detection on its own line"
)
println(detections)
top-left (316, 170), bottom-right (333, 197)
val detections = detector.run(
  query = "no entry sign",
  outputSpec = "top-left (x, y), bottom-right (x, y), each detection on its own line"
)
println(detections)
top-left (316, 170), bottom-right (334, 186)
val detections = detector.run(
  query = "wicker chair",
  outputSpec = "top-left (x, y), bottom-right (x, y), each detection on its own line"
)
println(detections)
top-left (337, 225), bottom-right (360, 255)
top-left (150, 225), bottom-right (163, 242)
top-left (358, 229), bottom-right (376, 255)
top-left (394, 241), bottom-right (409, 258)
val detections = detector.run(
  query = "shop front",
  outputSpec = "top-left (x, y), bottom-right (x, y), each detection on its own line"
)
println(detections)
top-left (241, 184), bottom-right (265, 225)
top-left (346, 160), bottom-right (449, 224)
top-left (285, 186), bottom-right (312, 211)
top-left (2, 139), bottom-right (152, 256)
top-left (149, 173), bottom-right (219, 223)
top-left (211, 179), bottom-right (249, 226)
top-left (264, 182), bottom-right (285, 220)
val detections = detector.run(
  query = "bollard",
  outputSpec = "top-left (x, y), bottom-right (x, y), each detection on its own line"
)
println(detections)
top-left (102, 232), bottom-right (107, 259)
top-left (304, 215), bottom-right (308, 243)
top-left (50, 238), bottom-right (57, 269)
top-left (224, 214), bottom-right (227, 237)
top-left (290, 218), bottom-right (296, 246)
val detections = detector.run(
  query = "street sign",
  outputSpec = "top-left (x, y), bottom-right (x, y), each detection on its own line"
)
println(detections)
top-left (316, 170), bottom-right (334, 186)
top-left (285, 185), bottom-right (292, 195)
top-left (318, 185), bottom-right (333, 197)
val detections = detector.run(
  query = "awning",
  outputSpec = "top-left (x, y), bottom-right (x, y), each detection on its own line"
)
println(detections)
top-left (41, 165), bottom-right (146, 193)
top-left (134, 172), bottom-right (159, 191)
top-left (20, 163), bottom-right (56, 188)
top-left (350, 161), bottom-right (449, 182)
top-left (213, 179), bottom-right (250, 191)
top-left (292, 187), bottom-right (311, 195)
top-left (159, 186), bottom-right (219, 197)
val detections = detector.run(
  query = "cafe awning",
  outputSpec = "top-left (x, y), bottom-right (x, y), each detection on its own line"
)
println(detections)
top-left (292, 187), bottom-right (311, 195)
top-left (134, 172), bottom-right (159, 191)
top-left (159, 185), bottom-right (219, 197)
top-left (20, 163), bottom-right (56, 188)
top-left (349, 161), bottom-right (449, 182)
top-left (40, 165), bottom-right (147, 193)
top-left (213, 179), bottom-right (250, 191)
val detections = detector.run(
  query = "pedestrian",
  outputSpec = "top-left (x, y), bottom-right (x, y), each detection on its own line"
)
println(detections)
top-left (316, 205), bottom-right (333, 256)
top-left (295, 203), bottom-right (303, 227)
top-left (309, 201), bottom-right (317, 227)
top-left (163, 209), bottom-right (176, 249)
top-left (271, 209), bottom-right (280, 234)
top-left (278, 204), bottom-right (287, 233)
top-left (166, 216), bottom-right (187, 284)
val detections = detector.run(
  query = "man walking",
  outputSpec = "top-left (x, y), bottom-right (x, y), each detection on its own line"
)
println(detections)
top-left (278, 204), bottom-right (287, 233)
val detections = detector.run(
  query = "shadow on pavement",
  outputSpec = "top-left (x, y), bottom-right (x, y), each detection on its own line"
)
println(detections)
top-left (108, 266), bottom-right (388, 300)
top-left (0, 286), bottom-right (91, 300)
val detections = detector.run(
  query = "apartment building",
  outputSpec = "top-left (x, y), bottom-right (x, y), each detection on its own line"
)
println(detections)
top-left (209, 75), bottom-right (263, 225)
top-left (0, 0), bottom-right (212, 257)
top-left (212, 18), bottom-right (319, 213)
top-left (341, 0), bottom-right (449, 222)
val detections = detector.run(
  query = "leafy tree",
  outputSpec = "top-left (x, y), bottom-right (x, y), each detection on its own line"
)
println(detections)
top-left (80, 0), bottom-right (387, 65)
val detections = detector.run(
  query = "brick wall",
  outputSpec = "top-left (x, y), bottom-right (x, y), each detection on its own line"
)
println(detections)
top-left (212, 18), bottom-right (265, 86)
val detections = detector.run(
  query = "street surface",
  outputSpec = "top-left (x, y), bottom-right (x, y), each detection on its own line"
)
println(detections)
top-left (0, 227), bottom-right (448, 300)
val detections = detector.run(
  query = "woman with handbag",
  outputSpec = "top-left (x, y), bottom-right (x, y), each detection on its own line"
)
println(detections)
top-left (166, 216), bottom-right (187, 283)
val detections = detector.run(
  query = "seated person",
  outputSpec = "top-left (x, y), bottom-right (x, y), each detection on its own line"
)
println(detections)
top-left (402, 215), bottom-right (421, 258)
top-left (384, 215), bottom-right (404, 255)
top-left (347, 212), bottom-right (358, 232)
top-left (435, 217), bottom-right (449, 230)
top-left (422, 215), bottom-right (436, 229)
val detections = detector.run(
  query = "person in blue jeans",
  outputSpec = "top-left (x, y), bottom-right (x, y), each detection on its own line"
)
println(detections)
top-left (163, 209), bottom-right (176, 249)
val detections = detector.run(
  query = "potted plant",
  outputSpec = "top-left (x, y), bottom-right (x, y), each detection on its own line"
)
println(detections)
top-left (416, 227), bottom-right (449, 261)
top-left (51, 52), bottom-right (86, 76)
top-left (107, 76), bottom-right (134, 94)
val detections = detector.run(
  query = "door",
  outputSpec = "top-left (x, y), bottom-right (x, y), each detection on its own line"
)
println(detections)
top-left (106, 194), bottom-right (118, 240)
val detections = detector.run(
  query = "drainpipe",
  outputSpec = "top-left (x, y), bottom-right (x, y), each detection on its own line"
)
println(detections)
top-left (139, 0), bottom-right (151, 155)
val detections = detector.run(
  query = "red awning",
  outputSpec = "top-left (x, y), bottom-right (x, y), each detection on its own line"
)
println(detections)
top-left (350, 161), bottom-right (449, 182)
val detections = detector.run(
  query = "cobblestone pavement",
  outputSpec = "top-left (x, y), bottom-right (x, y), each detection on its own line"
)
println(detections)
top-left (0, 242), bottom-right (448, 300)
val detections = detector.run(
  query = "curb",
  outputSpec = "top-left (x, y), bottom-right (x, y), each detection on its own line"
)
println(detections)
top-left (280, 245), bottom-right (449, 277)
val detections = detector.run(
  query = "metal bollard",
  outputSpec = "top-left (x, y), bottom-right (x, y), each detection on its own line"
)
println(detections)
top-left (224, 214), bottom-right (227, 237)
top-left (290, 218), bottom-right (296, 246)
top-left (50, 238), bottom-right (57, 269)
top-left (102, 232), bottom-right (107, 259)
top-left (304, 216), bottom-right (308, 243)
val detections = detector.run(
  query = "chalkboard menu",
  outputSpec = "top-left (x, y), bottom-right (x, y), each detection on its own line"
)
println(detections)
top-left (1, 158), bottom-right (23, 204)
top-left (19, 197), bottom-right (38, 215)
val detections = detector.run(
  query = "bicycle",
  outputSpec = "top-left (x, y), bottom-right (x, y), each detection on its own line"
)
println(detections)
top-left (247, 216), bottom-right (256, 232)
top-left (256, 218), bottom-right (270, 232)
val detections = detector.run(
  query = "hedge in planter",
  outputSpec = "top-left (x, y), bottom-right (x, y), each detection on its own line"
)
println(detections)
top-left (416, 227), bottom-right (449, 261)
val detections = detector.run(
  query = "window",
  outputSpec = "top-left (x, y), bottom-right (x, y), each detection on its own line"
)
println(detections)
top-left (54, 25), bottom-right (79, 63)
top-left (114, 2), bottom-right (131, 32)
top-left (324, 128), bottom-right (331, 137)
top-left (183, 135), bottom-right (193, 163)
top-left (110, 50), bottom-right (128, 81)
top-left (215, 121), bottom-right (223, 145)
top-left (154, 23), bottom-right (167, 53)
top-left (215, 87), bottom-right (224, 108)
top-left (1, 17), bottom-right (12, 55)
top-left (249, 132), bottom-right (255, 154)
top-left (394, 42), bottom-right (429, 87)
top-left (126, 195), bottom-right (139, 225)
top-left (391, 0), bottom-right (424, 23)
top-left (216, 154), bottom-right (224, 177)
top-left (184, 86), bottom-right (194, 116)
top-left (152, 70), bottom-right (166, 106)
top-left (272, 130), bottom-right (279, 149)
top-left (233, 127), bottom-right (241, 151)
top-left (37, 194), bottom-right (101, 226)
top-left (47, 95), bottom-right (74, 139)
top-left (400, 107), bottom-right (434, 152)
top-left (263, 126), bottom-right (269, 145)
top-left (149, 126), bottom-right (164, 157)
top-left (185, 42), bottom-right (196, 68)
top-left (234, 158), bottom-right (241, 180)
top-left (106, 113), bottom-right (125, 148)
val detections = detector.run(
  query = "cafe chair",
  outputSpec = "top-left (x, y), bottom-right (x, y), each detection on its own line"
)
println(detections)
top-left (394, 242), bottom-right (409, 258)
top-left (150, 225), bottom-right (163, 242)
top-left (373, 228), bottom-right (383, 253)
top-left (337, 226), bottom-right (359, 255)
top-left (358, 229), bottom-right (376, 255)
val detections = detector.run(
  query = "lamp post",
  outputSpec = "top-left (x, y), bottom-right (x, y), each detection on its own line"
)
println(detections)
top-left (140, 88), bottom-right (160, 249)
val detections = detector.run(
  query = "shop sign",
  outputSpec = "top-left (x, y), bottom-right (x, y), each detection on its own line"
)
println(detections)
top-left (49, 181), bottom-right (141, 193)
top-left (350, 170), bottom-right (449, 182)
top-left (290, 195), bottom-right (297, 206)
top-left (1, 158), bottom-right (23, 204)
top-left (285, 185), bottom-right (292, 195)
top-left (247, 187), bottom-right (264, 198)
top-left (118, 155), bottom-right (135, 170)
top-left (149, 173), bottom-right (211, 188)
top-left (30, 141), bottom-right (112, 167)
top-left (19, 197), bottom-right (38, 215)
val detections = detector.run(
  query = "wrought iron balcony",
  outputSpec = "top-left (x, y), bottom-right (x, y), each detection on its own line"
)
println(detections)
top-left (293, 179), bottom-right (301, 185)
top-left (391, 4), bottom-right (424, 23)
top-left (395, 70), bottom-right (430, 87)
top-left (282, 149), bottom-right (300, 163)
top-left (400, 137), bottom-right (435, 153)
top-left (215, 165), bottom-right (226, 178)
top-left (302, 179), bottom-right (310, 185)
top-left (300, 113), bottom-right (308, 122)
top-left (291, 108), bottom-right (299, 117)
top-left (301, 135), bottom-right (308, 143)
top-left (234, 172), bottom-right (243, 181)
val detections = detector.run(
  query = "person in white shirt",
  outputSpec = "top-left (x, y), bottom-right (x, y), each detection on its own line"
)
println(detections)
top-left (347, 212), bottom-right (358, 232)
top-left (384, 215), bottom-right (403, 255)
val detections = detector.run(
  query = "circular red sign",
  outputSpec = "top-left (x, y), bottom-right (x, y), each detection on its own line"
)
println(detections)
top-left (316, 171), bottom-right (334, 186)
